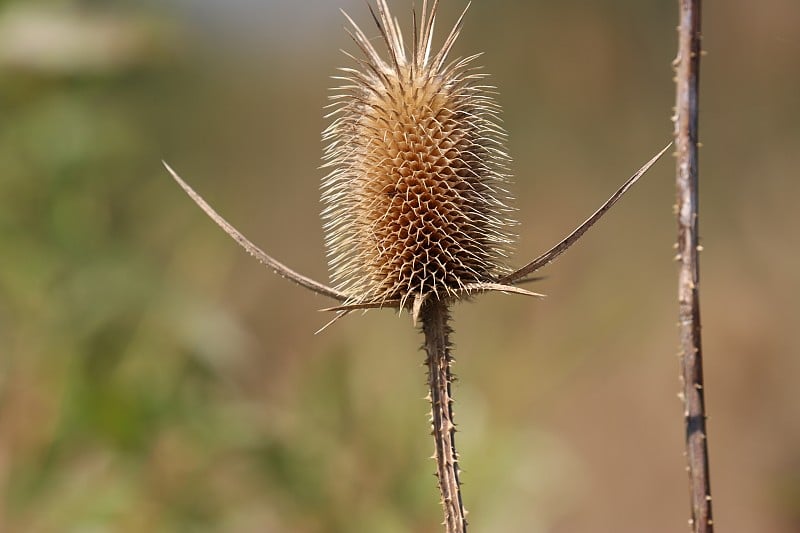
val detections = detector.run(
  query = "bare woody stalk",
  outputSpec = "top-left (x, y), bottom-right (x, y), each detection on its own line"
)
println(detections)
top-left (422, 298), bottom-right (466, 531)
top-left (164, 1), bottom-right (670, 531)
top-left (673, 0), bottom-right (713, 531)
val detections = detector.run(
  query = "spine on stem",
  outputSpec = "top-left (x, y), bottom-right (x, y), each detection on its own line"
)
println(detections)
top-left (422, 298), bottom-right (466, 532)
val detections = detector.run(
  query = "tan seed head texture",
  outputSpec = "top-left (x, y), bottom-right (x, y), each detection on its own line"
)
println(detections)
top-left (321, 0), bottom-right (516, 311)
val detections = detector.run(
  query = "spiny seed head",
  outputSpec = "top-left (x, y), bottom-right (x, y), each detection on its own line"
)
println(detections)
top-left (321, 0), bottom-right (516, 309)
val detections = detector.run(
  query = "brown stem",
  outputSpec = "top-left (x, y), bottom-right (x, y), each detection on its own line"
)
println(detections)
top-left (674, 0), bottom-right (713, 531)
top-left (421, 298), bottom-right (467, 533)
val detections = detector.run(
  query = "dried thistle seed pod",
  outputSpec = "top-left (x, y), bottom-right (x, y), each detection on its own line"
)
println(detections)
top-left (321, 0), bottom-right (516, 311)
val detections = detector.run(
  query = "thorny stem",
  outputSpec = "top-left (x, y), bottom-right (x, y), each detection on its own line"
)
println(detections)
top-left (674, 0), bottom-right (713, 532)
top-left (421, 298), bottom-right (467, 533)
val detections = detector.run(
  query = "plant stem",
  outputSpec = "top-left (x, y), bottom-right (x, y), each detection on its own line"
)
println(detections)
top-left (421, 298), bottom-right (467, 533)
top-left (674, 0), bottom-right (713, 531)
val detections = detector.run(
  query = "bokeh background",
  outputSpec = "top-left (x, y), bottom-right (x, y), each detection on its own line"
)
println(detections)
top-left (1, 0), bottom-right (798, 531)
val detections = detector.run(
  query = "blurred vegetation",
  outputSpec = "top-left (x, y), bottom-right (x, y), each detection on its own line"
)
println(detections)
top-left (0, 0), bottom-right (798, 532)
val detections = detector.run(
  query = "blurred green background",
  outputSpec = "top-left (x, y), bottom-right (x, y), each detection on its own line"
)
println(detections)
top-left (1, 0), bottom-right (798, 531)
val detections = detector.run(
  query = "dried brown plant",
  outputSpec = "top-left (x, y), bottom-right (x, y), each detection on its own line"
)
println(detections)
top-left (165, 1), bottom-right (669, 531)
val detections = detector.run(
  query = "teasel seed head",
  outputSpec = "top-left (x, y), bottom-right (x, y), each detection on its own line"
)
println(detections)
top-left (321, 0), bottom-right (516, 312)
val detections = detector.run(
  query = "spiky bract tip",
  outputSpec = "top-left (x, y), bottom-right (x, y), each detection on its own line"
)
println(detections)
top-left (321, 0), bottom-right (516, 310)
